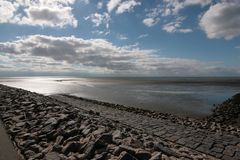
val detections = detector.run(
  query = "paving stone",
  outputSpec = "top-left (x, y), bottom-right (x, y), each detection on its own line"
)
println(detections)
top-left (223, 145), bottom-right (236, 157)
top-left (166, 136), bottom-right (179, 142)
top-left (176, 138), bottom-right (187, 145)
top-left (196, 144), bottom-right (212, 154)
top-left (184, 141), bottom-right (201, 149)
top-left (201, 140), bottom-right (214, 148)
top-left (210, 151), bottom-right (222, 158)
top-left (213, 143), bottom-right (225, 149)
top-left (222, 155), bottom-right (233, 160)
top-left (211, 147), bottom-right (224, 153)
top-left (233, 151), bottom-right (240, 159)
top-left (227, 141), bottom-right (238, 145)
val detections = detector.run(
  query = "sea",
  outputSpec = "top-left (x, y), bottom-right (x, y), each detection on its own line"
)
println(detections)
top-left (1, 76), bottom-right (240, 118)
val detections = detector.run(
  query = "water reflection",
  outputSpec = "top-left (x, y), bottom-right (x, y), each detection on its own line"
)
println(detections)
top-left (1, 77), bottom-right (240, 118)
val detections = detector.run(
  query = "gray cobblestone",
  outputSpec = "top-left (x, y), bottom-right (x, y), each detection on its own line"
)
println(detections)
top-left (233, 151), bottom-right (240, 159)
top-left (211, 147), bottom-right (224, 153)
top-left (222, 155), bottom-right (234, 160)
top-left (196, 144), bottom-right (212, 154)
top-left (211, 152), bottom-right (223, 158)
top-left (223, 145), bottom-right (236, 157)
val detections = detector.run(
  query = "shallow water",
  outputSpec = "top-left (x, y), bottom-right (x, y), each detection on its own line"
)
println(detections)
top-left (1, 76), bottom-right (240, 117)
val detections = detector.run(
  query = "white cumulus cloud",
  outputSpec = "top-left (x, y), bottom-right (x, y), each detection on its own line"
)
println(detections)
top-left (0, 0), bottom-right (77, 28)
top-left (143, 18), bottom-right (159, 27)
top-left (116, 0), bottom-right (141, 14)
top-left (0, 0), bottom-right (18, 23)
top-left (107, 0), bottom-right (122, 12)
top-left (19, 6), bottom-right (77, 28)
top-left (199, 2), bottom-right (240, 40)
top-left (107, 0), bottom-right (140, 14)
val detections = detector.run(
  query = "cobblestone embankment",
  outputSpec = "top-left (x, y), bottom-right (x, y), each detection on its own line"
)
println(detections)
top-left (0, 84), bottom-right (239, 159)
top-left (51, 94), bottom-right (240, 160)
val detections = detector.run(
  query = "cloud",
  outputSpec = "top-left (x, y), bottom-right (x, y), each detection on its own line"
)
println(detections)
top-left (144, 0), bottom-right (212, 19)
top-left (143, 5), bottom-right (161, 27)
top-left (235, 45), bottom-right (240, 49)
top-left (0, 1), bottom-right (18, 23)
top-left (16, 0), bottom-right (76, 6)
top-left (0, 35), bottom-right (239, 76)
top-left (183, 0), bottom-right (212, 6)
top-left (178, 28), bottom-right (193, 33)
top-left (162, 16), bottom-right (192, 33)
top-left (117, 34), bottom-right (128, 40)
top-left (122, 43), bottom-right (139, 49)
top-left (107, 0), bottom-right (140, 14)
top-left (145, 4), bottom-right (162, 17)
top-left (92, 30), bottom-right (110, 36)
top-left (142, 0), bottom-right (211, 29)
top-left (85, 12), bottom-right (111, 29)
top-left (116, 0), bottom-right (141, 14)
top-left (199, 2), bottom-right (240, 40)
top-left (0, 64), bottom-right (11, 69)
top-left (97, 2), bottom-right (103, 9)
top-left (0, 0), bottom-right (77, 28)
top-left (142, 18), bottom-right (159, 27)
top-left (138, 34), bottom-right (148, 39)
top-left (163, 0), bottom-right (212, 15)
top-left (107, 0), bottom-right (122, 12)
top-left (0, 35), bottom-right (147, 72)
top-left (20, 6), bottom-right (77, 28)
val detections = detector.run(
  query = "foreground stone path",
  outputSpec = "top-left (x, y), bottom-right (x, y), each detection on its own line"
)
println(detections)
top-left (0, 121), bottom-right (19, 160)
top-left (52, 95), bottom-right (240, 160)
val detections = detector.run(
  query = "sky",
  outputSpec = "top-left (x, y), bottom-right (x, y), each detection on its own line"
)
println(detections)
top-left (0, 0), bottom-right (240, 77)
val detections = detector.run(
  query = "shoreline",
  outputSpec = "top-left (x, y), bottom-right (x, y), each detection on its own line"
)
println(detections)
top-left (0, 84), bottom-right (240, 159)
